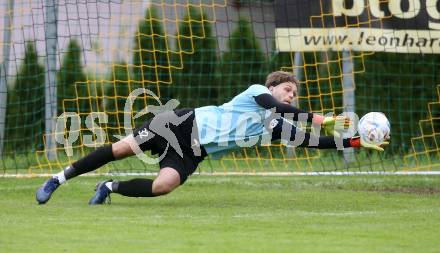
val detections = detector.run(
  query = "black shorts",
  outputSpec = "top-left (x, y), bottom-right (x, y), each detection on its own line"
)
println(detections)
top-left (132, 108), bottom-right (207, 184)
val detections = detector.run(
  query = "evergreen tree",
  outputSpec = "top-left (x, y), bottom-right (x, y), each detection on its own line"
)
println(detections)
top-left (169, 6), bottom-right (219, 107)
top-left (220, 17), bottom-right (268, 103)
top-left (130, 6), bottom-right (173, 127)
top-left (56, 39), bottom-right (102, 148)
top-left (57, 39), bottom-right (86, 114)
top-left (5, 42), bottom-right (45, 151)
top-left (132, 6), bottom-right (170, 93)
top-left (105, 62), bottom-right (131, 142)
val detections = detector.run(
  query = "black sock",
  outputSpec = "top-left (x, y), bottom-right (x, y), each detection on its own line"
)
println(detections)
top-left (64, 145), bottom-right (115, 180)
top-left (112, 178), bottom-right (155, 197)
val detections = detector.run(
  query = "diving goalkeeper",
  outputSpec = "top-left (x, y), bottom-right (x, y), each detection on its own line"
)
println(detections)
top-left (36, 71), bottom-right (387, 205)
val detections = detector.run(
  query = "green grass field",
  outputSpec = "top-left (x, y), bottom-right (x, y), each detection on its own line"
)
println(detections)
top-left (1, 175), bottom-right (439, 253)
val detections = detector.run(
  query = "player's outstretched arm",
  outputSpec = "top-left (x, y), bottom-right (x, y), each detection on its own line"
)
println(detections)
top-left (254, 93), bottom-right (350, 137)
top-left (270, 119), bottom-right (387, 151)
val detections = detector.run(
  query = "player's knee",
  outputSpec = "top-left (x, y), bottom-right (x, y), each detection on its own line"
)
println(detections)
top-left (111, 145), bottom-right (123, 159)
top-left (152, 182), bottom-right (175, 196)
top-left (112, 138), bottom-right (136, 159)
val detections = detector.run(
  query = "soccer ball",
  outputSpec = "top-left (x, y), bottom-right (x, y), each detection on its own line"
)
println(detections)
top-left (358, 112), bottom-right (390, 144)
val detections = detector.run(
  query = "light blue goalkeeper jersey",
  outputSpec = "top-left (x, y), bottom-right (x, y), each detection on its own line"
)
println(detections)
top-left (194, 84), bottom-right (272, 155)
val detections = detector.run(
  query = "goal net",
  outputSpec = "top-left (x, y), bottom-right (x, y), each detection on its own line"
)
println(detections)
top-left (1, 0), bottom-right (439, 175)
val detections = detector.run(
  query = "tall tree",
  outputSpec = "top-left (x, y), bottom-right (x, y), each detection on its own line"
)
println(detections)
top-left (132, 6), bottom-right (170, 94)
top-left (220, 17), bottom-right (268, 103)
top-left (57, 39), bottom-right (86, 114)
top-left (56, 39), bottom-right (103, 150)
top-left (130, 6), bottom-right (171, 127)
top-left (168, 6), bottom-right (219, 107)
top-left (5, 42), bottom-right (45, 151)
top-left (105, 62), bottom-right (131, 142)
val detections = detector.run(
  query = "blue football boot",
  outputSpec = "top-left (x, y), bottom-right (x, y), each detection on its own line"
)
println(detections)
top-left (89, 180), bottom-right (113, 205)
top-left (36, 177), bottom-right (61, 204)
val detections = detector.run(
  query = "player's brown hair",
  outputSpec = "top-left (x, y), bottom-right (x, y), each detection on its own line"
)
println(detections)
top-left (265, 71), bottom-right (298, 88)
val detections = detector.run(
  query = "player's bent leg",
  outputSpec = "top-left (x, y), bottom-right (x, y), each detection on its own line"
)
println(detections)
top-left (152, 167), bottom-right (181, 196)
top-left (89, 167), bottom-right (182, 205)
top-left (111, 135), bottom-right (137, 159)
top-left (112, 167), bottom-right (181, 197)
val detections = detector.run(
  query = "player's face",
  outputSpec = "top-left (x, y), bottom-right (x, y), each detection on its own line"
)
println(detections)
top-left (269, 82), bottom-right (297, 104)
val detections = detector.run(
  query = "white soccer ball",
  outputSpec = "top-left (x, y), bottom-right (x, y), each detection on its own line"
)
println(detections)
top-left (358, 112), bottom-right (390, 144)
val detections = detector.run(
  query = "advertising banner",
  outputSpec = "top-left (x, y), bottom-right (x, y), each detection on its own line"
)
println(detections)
top-left (275, 0), bottom-right (440, 53)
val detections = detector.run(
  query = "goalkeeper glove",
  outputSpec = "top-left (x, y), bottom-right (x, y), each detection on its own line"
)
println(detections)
top-left (350, 136), bottom-right (389, 151)
top-left (322, 116), bottom-right (352, 138)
